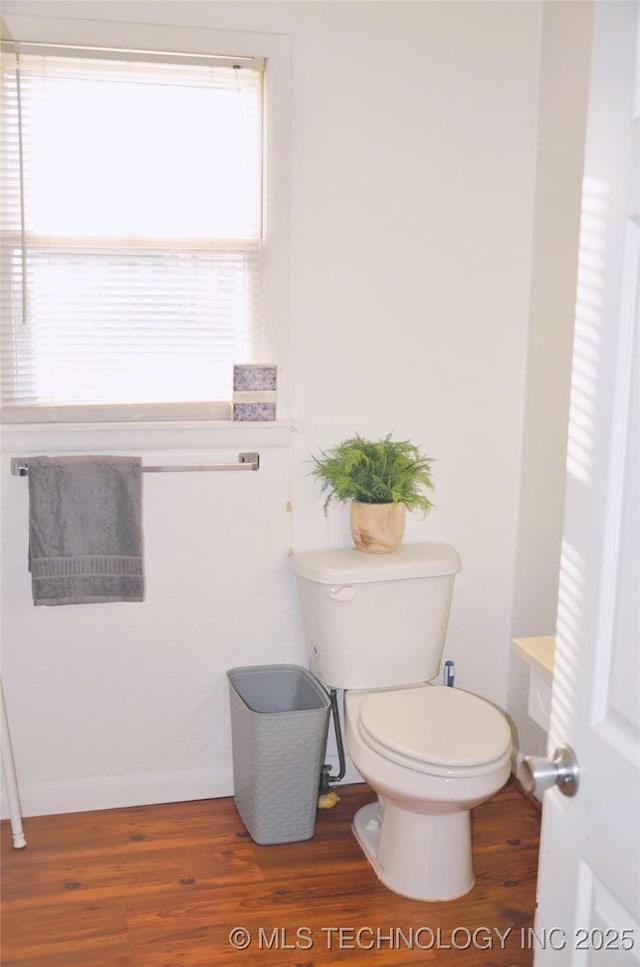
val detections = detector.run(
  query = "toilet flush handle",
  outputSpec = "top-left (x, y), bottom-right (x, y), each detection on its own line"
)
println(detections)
top-left (327, 586), bottom-right (356, 603)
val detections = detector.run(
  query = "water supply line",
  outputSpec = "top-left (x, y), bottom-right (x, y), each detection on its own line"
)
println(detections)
top-left (319, 687), bottom-right (346, 795)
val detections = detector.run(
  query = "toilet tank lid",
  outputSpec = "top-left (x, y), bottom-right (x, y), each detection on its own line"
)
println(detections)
top-left (291, 542), bottom-right (461, 584)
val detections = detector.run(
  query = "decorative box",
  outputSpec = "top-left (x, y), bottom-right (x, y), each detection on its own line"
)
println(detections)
top-left (232, 364), bottom-right (277, 421)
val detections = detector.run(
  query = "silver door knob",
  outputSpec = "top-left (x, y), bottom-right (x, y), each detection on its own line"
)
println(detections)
top-left (519, 744), bottom-right (579, 798)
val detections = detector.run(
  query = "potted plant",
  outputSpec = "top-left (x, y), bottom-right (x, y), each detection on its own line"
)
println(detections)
top-left (311, 433), bottom-right (435, 553)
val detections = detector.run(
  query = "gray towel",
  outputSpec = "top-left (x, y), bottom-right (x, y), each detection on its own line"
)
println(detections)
top-left (28, 456), bottom-right (144, 606)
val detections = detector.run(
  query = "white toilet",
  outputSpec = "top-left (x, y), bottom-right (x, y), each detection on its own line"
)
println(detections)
top-left (292, 542), bottom-right (512, 902)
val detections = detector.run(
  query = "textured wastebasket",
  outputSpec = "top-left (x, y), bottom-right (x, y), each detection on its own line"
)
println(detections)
top-left (227, 664), bottom-right (331, 844)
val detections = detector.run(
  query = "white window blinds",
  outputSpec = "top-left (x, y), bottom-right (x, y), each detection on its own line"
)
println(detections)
top-left (0, 49), bottom-right (264, 418)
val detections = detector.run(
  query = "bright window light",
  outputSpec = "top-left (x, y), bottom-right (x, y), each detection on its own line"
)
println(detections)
top-left (0, 52), bottom-right (264, 414)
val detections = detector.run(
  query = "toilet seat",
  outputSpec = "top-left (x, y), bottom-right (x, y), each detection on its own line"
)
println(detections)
top-left (357, 684), bottom-right (512, 778)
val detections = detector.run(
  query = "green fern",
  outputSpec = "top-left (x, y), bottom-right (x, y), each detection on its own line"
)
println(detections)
top-left (311, 433), bottom-right (435, 516)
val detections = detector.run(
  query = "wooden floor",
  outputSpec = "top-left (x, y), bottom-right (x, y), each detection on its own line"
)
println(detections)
top-left (1, 779), bottom-right (541, 966)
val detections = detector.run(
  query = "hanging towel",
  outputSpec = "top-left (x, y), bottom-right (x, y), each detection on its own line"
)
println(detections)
top-left (28, 456), bottom-right (144, 606)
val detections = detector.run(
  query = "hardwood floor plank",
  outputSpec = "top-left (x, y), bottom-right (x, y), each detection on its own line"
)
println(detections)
top-left (1, 779), bottom-right (540, 966)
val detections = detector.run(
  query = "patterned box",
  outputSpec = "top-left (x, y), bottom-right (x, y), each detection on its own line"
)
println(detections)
top-left (232, 364), bottom-right (277, 421)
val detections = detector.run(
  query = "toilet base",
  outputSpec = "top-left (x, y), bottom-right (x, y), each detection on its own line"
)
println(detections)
top-left (352, 800), bottom-right (474, 901)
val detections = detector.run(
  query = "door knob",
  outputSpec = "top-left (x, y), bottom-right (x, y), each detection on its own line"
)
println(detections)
top-left (519, 744), bottom-right (579, 798)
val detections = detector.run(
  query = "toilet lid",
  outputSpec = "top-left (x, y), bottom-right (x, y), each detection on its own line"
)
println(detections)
top-left (358, 685), bottom-right (511, 773)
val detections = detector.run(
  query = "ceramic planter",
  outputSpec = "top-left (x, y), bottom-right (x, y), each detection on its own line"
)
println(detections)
top-left (350, 501), bottom-right (406, 554)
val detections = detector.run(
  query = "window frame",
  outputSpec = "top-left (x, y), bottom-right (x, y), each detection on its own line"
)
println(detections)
top-left (0, 13), bottom-right (291, 425)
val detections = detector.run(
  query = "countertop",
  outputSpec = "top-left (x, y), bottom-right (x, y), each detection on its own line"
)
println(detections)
top-left (511, 635), bottom-right (555, 676)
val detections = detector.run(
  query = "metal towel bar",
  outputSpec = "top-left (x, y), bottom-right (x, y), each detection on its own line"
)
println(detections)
top-left (10, 451), bottom-right (260, 476)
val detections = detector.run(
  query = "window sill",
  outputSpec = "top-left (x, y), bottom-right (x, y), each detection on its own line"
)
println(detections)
top-left (0, 419), bottom-right (294, 455)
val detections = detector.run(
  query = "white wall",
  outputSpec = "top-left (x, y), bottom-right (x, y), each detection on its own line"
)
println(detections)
top-left (285, 0), bottom-right (542, 708)
top-left (508, 0), bottom-right (592, 763)
top-left (0, 0), bottom-right (587, 818)
top-left (1, 423), bottom-right (298, 814)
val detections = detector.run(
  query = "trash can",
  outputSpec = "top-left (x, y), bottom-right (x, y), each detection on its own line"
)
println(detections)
top-left (227, 664), bottom-right (331, 844)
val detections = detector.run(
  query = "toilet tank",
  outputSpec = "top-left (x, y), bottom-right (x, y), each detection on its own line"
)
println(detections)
top-left (291, 542), bottom-right (461, 690)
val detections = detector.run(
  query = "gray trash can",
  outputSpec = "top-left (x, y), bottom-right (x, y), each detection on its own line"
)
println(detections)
top-left (227, 664), bottom-right (331, 844)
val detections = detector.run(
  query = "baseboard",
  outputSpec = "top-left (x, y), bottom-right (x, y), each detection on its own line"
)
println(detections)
top-left (1, 766), bottom-right (233, 819)
top-left (1, 754), bottom-right (362, 820)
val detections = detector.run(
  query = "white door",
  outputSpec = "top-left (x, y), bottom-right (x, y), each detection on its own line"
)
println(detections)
top-left (532, 2), bottom-right (640, 965)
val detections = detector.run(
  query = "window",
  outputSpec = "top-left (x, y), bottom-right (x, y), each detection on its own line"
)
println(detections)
top-left (1, 44), bottom-right (266, 419)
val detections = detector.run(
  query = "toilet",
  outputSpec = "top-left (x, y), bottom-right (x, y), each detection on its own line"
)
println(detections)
top-left (292, 542), bottom-right (512, 902)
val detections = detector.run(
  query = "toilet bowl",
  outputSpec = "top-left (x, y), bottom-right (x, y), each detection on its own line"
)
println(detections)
top-left (345, 684), bottom-right (512, 901)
